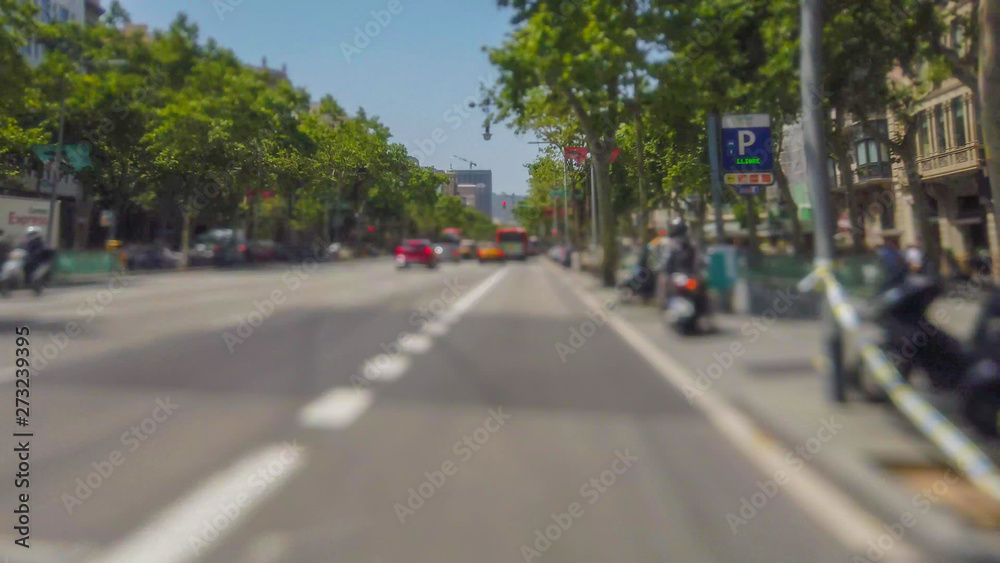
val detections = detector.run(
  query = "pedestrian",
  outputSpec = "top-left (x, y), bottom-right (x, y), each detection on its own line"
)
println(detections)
top-left (878, 235), bottom-right (908, 291)
top-left (904, 244), bottom-right (924, 273)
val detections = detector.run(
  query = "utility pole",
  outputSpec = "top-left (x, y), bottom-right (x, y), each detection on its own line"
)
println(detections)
top-left (590, 157), bottom-right (598, 248)
top-left (46, 84), bottom-right (66, 247)
top-left (707, 114), bottom-right (725, 242)
top-left (801, 0), bottom-right (845, 402)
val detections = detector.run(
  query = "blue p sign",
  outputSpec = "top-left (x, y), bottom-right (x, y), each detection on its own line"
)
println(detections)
top-left (721, 114), bottom-right (773, 173)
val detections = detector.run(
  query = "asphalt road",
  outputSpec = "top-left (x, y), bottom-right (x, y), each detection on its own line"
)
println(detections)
top-left (0, 258), bottom-right (863, 562)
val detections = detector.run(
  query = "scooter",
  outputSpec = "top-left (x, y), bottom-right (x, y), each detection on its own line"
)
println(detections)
top-left (1, 248), bottom-right (55, 297)
top-left (617, 263), bottom-right (658, 302)
top-left (663, 273), bottom-right (711, 335)
top-left (857, 274), bottom-right (1000, 435)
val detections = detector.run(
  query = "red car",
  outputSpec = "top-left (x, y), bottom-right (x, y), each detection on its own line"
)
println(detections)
top-left (395, 239), bottom-right (438, 269)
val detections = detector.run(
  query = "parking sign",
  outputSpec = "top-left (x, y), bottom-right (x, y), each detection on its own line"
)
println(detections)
top-left (721, 114), bottom-right (772, 179)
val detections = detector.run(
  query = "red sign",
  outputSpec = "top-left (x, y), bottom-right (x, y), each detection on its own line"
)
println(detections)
top-left (738, 174), bottom-right (749, 183)
top-left (749, 174), bottom-right (760, 183)
top-left (611, 148), bottom-right (621, 163)
top-left (564, 147), bottom-right (589, 165)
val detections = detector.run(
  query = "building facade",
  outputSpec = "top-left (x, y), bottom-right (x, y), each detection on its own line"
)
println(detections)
top-left (22, 0), bottom-right (105, 65)
top-left (452, 169), bottom-right (493, 218)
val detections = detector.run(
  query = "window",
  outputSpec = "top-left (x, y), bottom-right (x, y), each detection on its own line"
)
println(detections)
top-left (934, 105), bottom-right (947, 151)
top-left (58, 7), bottom-right (69, 22)
top-left (867, 140), bottom-right (880, 164)
top-left (919, 112), bottom-right (930, 156)
top-left (856, 142), bottom-right (868, 166)
top-left (952, 98), bottom-right (967, 147)
top-left (951, 19), bottom-right (965, 53)
top-left (40, 0), bottom-right (51, 20)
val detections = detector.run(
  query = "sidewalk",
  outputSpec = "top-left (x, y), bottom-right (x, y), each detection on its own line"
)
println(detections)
top-left (553, 261), bottom-right (1000, 562)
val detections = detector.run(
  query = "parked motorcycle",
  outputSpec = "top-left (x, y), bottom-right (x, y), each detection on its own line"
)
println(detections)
top-left (857, 274), bottom-right (1000, 435)
top-left (663, 273), bottom-right (710, 335)
top-left (1, 248), bottom-right (55, 297)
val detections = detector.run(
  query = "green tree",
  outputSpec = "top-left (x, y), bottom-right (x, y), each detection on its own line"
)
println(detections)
top-left (489, 0), bottom-right (646, 286)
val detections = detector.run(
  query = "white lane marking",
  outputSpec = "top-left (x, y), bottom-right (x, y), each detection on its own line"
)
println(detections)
top-left (446, 266), bottom-right (509, 319)
top-left (421, 321), bottom-right (450, 336)
top-left (91, 442), bottom-right (306, 563)
top-left (556, 267), bottom-right (921, 562)
top-left (398, 333), bottom-right (433, 354)
top-left (298, 387), bottom-right (374, 429)
top-left (361, 354), bottom-right (411, 382)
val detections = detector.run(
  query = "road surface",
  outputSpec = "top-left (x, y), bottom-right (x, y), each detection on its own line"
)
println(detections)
top-left (0, 258), bottom-right (866, 562)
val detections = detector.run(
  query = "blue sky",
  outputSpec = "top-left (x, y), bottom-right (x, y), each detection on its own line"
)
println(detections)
top-left (118, 0), bottom-right (540, 195)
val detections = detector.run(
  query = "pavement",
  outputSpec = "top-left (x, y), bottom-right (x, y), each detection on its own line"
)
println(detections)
top-left (0, 256), bottom-right (971, 562)
top-left (562, 259), bottom-right (1000, 562)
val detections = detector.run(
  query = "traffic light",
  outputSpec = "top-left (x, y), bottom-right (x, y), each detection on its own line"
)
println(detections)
top-left (503, 201), bottom-right (507, 209)
top-left (367, 226), bottom-right (375, 233)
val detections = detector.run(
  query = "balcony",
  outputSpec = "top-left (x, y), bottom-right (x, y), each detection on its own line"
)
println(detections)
top-left (917, 143), bottom-right (982, 179)
top-left (855, 162), bottom-right (892, 184)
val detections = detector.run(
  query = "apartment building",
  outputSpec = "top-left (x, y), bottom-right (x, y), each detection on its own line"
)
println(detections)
top-left (22, 0), bottom-right (105, 65)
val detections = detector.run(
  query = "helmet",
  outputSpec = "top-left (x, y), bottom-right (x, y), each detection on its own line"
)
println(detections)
top-left (24, 226), bottom-right (43, 241)
top-left (667, 218), bottom-right (688, 239)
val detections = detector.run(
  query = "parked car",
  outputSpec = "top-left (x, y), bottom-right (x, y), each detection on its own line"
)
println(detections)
top-left (191, 228), bottom-right (248, 267)
top-left (395, 239), bottom-right (437, 269)
top-left (247, 239), bottom-right (278, 263)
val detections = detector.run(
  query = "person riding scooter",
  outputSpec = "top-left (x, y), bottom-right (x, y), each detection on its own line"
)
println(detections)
top-left (659, 218), bottom-right (709, 333)
top-left (21, 227), bottom-right (51, 281)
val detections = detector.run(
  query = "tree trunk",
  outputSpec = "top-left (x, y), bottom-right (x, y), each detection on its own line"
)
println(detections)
top-left (833, 110), bottom-right (864, 252)
top-left (773, 156), bottom-right (803, 255)
top-left (74, 196), bottom-right (94, 250)
top-left (592, 143), bottom-right (618, 287)
top-left (901, 137), bottom-right (939, 273)
top-left (982, 0), bottom-right (1000, 278)
top-left (635, 109), bottom-right (649, 247)
top-left (180, 204), bottom-right (192, 270)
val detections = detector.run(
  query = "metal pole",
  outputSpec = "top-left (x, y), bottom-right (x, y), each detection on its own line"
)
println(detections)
top-left (46, 85), bottom-right (66, 247)
top-left (562, 155), bottom-right (569, 247)
top-left (707, 113), bottom-right (725, 243)
top-left (590, 157), bottom-right (598, 248)
top-left (801, 0), bottom-right (845, 402)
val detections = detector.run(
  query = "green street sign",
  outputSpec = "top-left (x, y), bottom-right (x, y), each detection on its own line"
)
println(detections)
top-left (64, 144), bottom-right (93, 171)
top-left (549, 190), bottom-right (565, 197)
top-left (32, 144), bottom-right (93, 171)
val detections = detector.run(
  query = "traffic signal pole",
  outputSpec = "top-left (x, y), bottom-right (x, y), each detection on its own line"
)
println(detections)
top-left (801, 0), bottom-right (846, 402)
